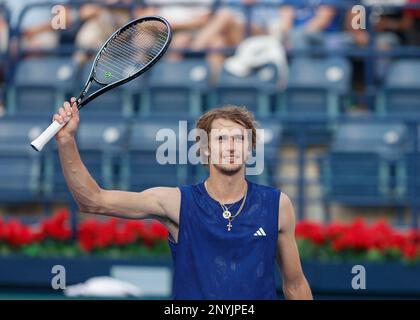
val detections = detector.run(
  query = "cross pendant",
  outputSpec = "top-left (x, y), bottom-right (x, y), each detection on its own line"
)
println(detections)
top-left (227, 221), bottom-right (232, 231)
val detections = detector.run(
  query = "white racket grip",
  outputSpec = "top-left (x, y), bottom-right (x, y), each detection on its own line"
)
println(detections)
top-left (31, 120), bottom-right (66, 152)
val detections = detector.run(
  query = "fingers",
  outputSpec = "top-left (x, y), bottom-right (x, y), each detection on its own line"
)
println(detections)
top-left (59, 105), bottom-right (70, 124)
top-left (63, 101), bottom-right (72, 119)
top-left (53, 98), bottom-right (78, 124)
top-left (53, 106), bottom-right (66, 124)
top-left (70, 97), bottom-right (80, 121)
top-left (53, 113), bottom-right (63, 124)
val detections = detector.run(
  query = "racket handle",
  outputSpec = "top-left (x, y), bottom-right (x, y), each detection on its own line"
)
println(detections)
top-left (30, 120), bottom-right (66, 152)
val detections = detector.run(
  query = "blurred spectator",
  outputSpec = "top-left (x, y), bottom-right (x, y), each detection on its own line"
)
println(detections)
top-left (1, 0), bottom-right (133, 59)
top-left (347, 0), bottom-right (415, 48)
top-left (276, 0), bottom-right (342, 50)
top-left (372, 1), bottom-right (406, 45)
top-left (73, 0), bottom-right (133, 63)
top-left (0, 3), bottom-right (7, 113)
top-left (4, 0), bottom-right (60, 52)
top-left (75, 0), bottom-right (132, 50)
top-left (188, 0), bottom-right (283, 74)
top-left (0, 5), bottom-right (7, 55)
top-left (402, 0), bottom-right (420, 46)
top-left (346, 1), bottom-right (404, 81)
top-left (188, 0), bottom-right (341, 72)
top-left (140, 0), bottom-right (214, 61)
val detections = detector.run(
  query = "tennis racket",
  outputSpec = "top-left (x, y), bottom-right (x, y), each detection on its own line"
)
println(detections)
top-left (31, 16), bottom-right (172, 152)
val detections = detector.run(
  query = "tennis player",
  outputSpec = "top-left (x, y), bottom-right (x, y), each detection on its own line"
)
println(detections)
top-left (54, 97), bottom-right (313, 300)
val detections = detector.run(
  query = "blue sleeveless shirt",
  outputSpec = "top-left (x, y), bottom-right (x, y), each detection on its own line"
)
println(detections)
top-left (168, 179), bottom-right (281, 300)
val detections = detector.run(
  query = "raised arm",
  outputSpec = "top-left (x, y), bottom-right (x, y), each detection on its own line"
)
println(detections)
top-left (276, 193), bottom-right (313, 300)
top-left (54, 98), bottom-right (180, 222)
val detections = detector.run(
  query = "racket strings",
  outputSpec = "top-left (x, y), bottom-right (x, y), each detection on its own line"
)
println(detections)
top-left (95, 20), bottom-right (169, 84)
top-left (111, 32), bottom-right (163, 64)
top-left (106, 24), bottom-right (167, 70)
top-left (108, 27), bottom-right (167, 74)
top-left (102, 36), bottom-right (156, 74)
top-left (109, 32), bottom-right (166, 76)
top-left (96, 31), bottom-right (166, 82)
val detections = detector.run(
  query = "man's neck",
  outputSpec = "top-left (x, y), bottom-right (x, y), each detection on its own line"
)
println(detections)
top-left (205, 168), bottom-right (247, 204)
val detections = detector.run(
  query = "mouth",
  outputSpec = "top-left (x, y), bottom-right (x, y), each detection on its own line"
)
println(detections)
top-left (223, 155), bottom-right (241, 163)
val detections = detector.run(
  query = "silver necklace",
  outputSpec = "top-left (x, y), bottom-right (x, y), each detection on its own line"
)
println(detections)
top-left (205, 181), bottom-right (248, 231)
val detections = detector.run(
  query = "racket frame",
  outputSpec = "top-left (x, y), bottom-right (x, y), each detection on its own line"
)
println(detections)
top-left (30, 16), bottom-right (172, 152)
top-left (77, 15), bottom-right (172, 109)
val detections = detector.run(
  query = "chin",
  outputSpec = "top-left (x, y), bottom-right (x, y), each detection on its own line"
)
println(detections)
top-left (214, 163), bottom-right (244, 176)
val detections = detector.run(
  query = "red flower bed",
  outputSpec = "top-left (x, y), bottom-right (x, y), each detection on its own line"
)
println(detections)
top-left (295, 218), bottom-right (420, 263)
top-left (0, 209), bottom-right (169, 257)
top-left (1, 210), bottom-right (419, 262)
top-left (77, 216), bottom-right (168, 253)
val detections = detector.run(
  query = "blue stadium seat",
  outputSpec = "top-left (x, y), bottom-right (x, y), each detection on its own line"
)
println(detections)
top-left (139, 59), bottom-right (210, 117)
top-left (76, 60), bottom-right (139, 118)
top-left (44, 118), bottom-right (128, 200)
top-left (402, 126), bottom-right (420, 205)
top-left (247, 117), bottom-right (282, 186)
top-left (279, 56), bottom-right (351, 116)
top-left (376, 59), bottom-right (420, 117)
top-left (7, 57), bottom-right (77, 116)
top-left (120, 117), bottom-right (191, 191)
top-left (404, 153), bottom-right (420, 205)
top-left (320, 121), bottom-right (408, 205)
top-left (415, 127), bottom-right (420, 200)
top-left (0, 117), bottom-right (47, 202)
top-left (210, 63), bottom-right (280, 116)
top-left (277, 56), bottom-right (351, 144)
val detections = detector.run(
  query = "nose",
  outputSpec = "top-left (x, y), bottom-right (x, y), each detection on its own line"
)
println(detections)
top-left (229, 137), bottom-right (235, 151)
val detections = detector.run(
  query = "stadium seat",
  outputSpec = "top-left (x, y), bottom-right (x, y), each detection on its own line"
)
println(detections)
top-left (7, 57), bottom-right (77, 116)
top-left (320, 121), bottom-right (409, 205)
top-left (44, 118), bottom-right (128, 200)
top-left (139, 59), bottom-right (210, 117)
top-left (277, 56), bottom-right (351, 144)
top-left (120, 117), bottom-right (191, 191)
top-left (402, 126), bottom-right (420, 205)
top-left (404, 153), bottom-right (420, 205)
top-left (376, 59), bottom-right (420, 117)
top-left (278, 57), bottom-right (351, 117)
top-left (0, 117), bottom-right (47, 202)
top-left (247, 117), bottom-right (282, 186)
top-left (210, 63), bottom-right (280, 116)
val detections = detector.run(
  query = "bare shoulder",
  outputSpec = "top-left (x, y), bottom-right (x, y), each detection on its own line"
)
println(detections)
top-left (146, 186), bottom-right (181, 222)
top-left (278, 192), bottom-right (296, 233)
top-left (279, 192), bottom-right (293, 212)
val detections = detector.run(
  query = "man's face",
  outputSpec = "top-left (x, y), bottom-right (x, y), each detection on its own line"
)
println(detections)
top-left (207, 118), bottom-right (251, 176)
